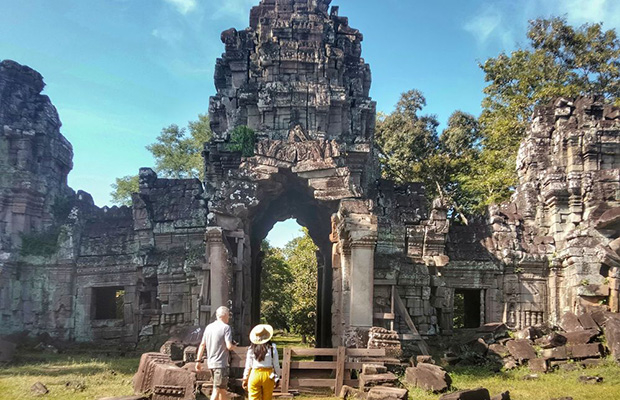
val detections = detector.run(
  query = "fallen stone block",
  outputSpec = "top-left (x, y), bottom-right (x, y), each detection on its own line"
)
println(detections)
top-left (183, 346), bottom-right (197, 363)
top-left (559, 329), bottom-right (598, 345)
top-left (514, 326), bottom-right (543, 341)
top-left (359, 372), bottom-right (398, 388)
top-left (541, 346), bottom-right (568, 360)
top-left (568, 343), bottom-right (602, 359)
top-left (578, 375), bottom-right (603, 384)
top-left (577, 313), bottom-right (599, 331)
top-left (160, 340), bottom-right (184, 361)
top-left (367, 386), bottom-right (408, 400)
top-left (560, 312), bottom-right (584, 332)
top-left (405, 363), bottom-right (451, 393)
top-left (362, 364), bottom-right (387, 375)
top-left (339, 385), bottom-right (364, 399)
top-left (506, 340), bottom-right (537, 362)
top-left (581, 358), bottom-right (603, 368)
top-left (502, 357), bottom-right (518, 370)
top-left (488, 343), bottom-right (509, 358)
top-left (557, 363), bottom-right (581, 372)
top-left (439, 388), bottom-right (491, 400)
top-left (604, 315), bottom-right (620, 363)
top-left (31, 382), bottom-right (49, 396)
top-left (535, 332), bottom-right (567, 349)
top-left (529, 358), bottom-right (548, 373)
top-left (523, 374), bottom-right (539, 380)
top-left (490, 391), bottom-right (510, 400)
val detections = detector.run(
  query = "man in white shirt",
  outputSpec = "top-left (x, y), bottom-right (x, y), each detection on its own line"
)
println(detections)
top-left (197, 306), bottom-right (235, 400)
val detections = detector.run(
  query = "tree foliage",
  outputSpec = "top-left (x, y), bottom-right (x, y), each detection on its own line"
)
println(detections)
top-left (377, 18), bottom-right (619, 215)
top-left (283, 228), bottom-right (318, 343)
top-left (376, 91), bottom-right (481, 222)
top-left (259, 228), bottom-right (318, 343)
top-left (146, 113), bottom-right (212, 180)
top-left (110, 175), bottom-right (140, 207)
top-left (474, 17), bottom-right (620, 209)
top-left (260, 241), bottom-right (293, 330)
top-left (110, 114), bottom-right (212, 205)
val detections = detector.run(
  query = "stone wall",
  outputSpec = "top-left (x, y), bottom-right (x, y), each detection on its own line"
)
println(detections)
top-left (1, 2), bottom-right (618, 346)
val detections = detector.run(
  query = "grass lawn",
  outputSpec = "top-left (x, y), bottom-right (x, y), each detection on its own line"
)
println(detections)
top-left (2, 346), bottom-right (620, 400)
top-left (0, 350), bottom-right (139, 400)
top-left (406, 359), bottom-right (620, 400)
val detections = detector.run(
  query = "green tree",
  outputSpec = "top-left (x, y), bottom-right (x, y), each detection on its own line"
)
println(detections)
top-left (375, 90), bottom-right (439, 185)
top-left (283, 228), bottom-right (318, 343)
top-left (110, 114), bottom-right (212, 205)
top-left (474, 17), bottom-right (620, 209)
top-left (376, 91), bottom-right (481, 222)
top-left (146, 113), bottom-right (212, 179)
top-left (110, 175), bottom-right (139, 206)
top-left (260, 240), bottom-right (293, 330)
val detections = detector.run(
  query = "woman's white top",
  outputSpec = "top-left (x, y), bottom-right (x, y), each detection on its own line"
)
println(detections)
top-left (243, 343), bottom-right (281, 379)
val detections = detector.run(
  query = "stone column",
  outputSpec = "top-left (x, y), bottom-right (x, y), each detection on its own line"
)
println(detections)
top-left (206, 227), bottom-right (232, 319)
top-left (349, 238), bottom-right (376, 328)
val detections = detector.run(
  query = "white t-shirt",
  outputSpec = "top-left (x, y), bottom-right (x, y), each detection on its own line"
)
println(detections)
top-left (201, 319), bottom-right (233, 369)
top-left (243, 343), bottom-right (281, 379)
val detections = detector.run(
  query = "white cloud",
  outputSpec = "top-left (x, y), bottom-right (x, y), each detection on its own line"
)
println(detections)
top-left (463, 0), bottom-right (620, 50)
top-left (211, 0), bottom-right (257, 23)
top-left (163, 0), bottom-right (197, 15)
top-left (464, 6), bottom-right (503, 45)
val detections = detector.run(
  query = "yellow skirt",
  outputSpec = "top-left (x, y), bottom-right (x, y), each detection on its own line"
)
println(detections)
top-left (248, 367), bottom-right (275, 400)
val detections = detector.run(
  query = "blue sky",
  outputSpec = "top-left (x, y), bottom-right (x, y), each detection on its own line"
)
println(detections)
top-left (1, 0), bottom-right (619, 248)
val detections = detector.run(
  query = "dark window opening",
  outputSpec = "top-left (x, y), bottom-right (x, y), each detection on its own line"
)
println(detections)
top-left (453, 289), bottom-right (481, 329)
top-left (93, 287), bottom-right (125, 320)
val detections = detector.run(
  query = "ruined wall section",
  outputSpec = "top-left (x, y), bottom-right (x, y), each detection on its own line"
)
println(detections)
top-left (507, 97), bottom-right (620, 323)
top-left (0, 59), bottom-right (73, 254)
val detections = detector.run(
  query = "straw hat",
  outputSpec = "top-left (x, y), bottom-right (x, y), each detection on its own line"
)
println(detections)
top-left (249, 324), bottom-right (274, 344)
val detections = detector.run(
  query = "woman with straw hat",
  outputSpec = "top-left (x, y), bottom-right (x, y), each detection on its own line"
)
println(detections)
top-left (242, 324), bottom-right (281, 400)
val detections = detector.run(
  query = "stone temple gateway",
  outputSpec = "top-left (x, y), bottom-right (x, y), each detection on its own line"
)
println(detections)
top-left (0, 0), bottom-right (619, 348)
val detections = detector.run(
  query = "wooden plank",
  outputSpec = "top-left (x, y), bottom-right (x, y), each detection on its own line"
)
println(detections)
top-left (290, 361), bottom-right (336, 370)
top-left (346, 348), bottom-right (386, 357)
top-left (334, 346), bottom-right (346, 396)
top-left (289, 379), bottom-right (335, 388)
top-left (291, 348), bottom-right (338, 357)
top-left (394, 292), bottom-right (430, 355)
top-left (281, 347), bottom-right (292, 394)
top-left (345, 361), bottom-right (383, 369)
top-left (373, 312), bottom-right (395, 320)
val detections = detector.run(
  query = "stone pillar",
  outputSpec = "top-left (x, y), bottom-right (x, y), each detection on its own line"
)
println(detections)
top-left (206, 227), bottom-right (231, 318)
top-left (349, 238), bottom-right (376, 328)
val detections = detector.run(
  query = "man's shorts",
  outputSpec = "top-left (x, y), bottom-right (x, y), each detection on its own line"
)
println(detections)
top-left (211, 368), bottom-right (229, 389)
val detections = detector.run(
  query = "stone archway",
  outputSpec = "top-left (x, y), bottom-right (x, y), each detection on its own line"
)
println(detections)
top-left (200, 0), bottom-right (378, 346)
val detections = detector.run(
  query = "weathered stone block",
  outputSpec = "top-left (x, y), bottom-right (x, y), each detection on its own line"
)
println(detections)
top-left (506, 340), bottom-right (537, 362)
top-left (568, 343), bottom-right (602, 359)
top-left (405, 364), bottom-right (451, 393)
top-left (367, 387), bottom-right (408, 400)
top-left (359, 372), bottom-right (398, 388)
top-left (439, 388), bottom-right (491, 400)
